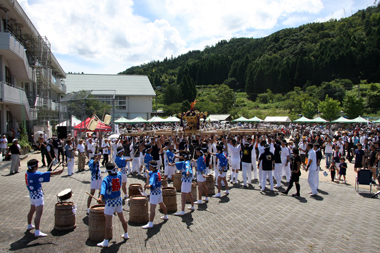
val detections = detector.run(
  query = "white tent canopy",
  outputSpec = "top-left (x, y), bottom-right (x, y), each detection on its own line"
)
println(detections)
top-left (148, 116), bottom-right (165, 123)
top-left (201, 116), bottom-right (219, 122)
top-left (165, 116), bottom-right (180, 123)
top-left (55, 115), bottom-right (81, 129)
top-left (264, 116), bottom-right (291, 123)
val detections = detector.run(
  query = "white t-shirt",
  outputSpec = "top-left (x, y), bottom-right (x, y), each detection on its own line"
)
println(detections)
top-left (281, 146), bottom-right (290, 159)
top-left (324, 142), bottom-right (333, 153)
top-left (298, 142), bottom-right (306, 155)
top-left (77, 143), bottom-right (85, 153)
top-left (0, 138), bottom-right (8, 149)
top-left (308, 149), bottom-right (317, 171)
top-left (102, 143), bottom-right (110, 154)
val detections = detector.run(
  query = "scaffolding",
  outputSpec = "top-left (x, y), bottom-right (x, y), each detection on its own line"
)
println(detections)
top-left (24, 35), bottom-right (53, 126)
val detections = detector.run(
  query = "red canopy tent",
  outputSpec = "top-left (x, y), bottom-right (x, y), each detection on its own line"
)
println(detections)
top-left (73, 117), bottom-right (112, 132)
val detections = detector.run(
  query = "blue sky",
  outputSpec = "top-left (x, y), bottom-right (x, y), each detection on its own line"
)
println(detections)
top-left (19, 0), bottom-right (375, 74)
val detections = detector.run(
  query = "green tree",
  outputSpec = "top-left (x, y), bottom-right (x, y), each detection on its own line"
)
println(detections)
top-left (302, 101), bottom-right (317, 119)
top-left (343, 94), bottom-right (364, 119)
top-left (318, 95), bottom-right (341, 122)
top-left (216, 84), bottom-right (234, 113)
top-left (67, 90), bottom-right (112, 119)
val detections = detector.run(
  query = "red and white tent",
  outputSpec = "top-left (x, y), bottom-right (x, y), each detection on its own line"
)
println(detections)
top-left (73, 117), bottom-right (112, 132)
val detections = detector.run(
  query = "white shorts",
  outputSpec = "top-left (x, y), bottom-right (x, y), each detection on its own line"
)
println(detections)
top-left (30, 197), bottom-right (44, 207)
top-left (218, 172), bottom-right (227, 178)
top-left (104, 198), bottom-right (123, 215)
top-left (165, 165), bottom-right (175, 176)
top-left (91, 179), bottom-right (102, 190)
top-left (197, 173), bottom-right (206, 182)
top-left (121, 173), bottom-right (128, 183)
top-left (150, 193), bottom-right (163, 205)
top-left (181, 182), bottom-right (192, 193)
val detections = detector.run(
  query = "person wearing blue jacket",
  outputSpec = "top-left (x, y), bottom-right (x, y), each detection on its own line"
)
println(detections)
top-left (192, 148), bottom-right (209, 204)
top-left (87, 152), bottom-right (102, 214)
top-left (174, 151), bottom-right (195, 216)
top-left (142, 160), bottom-right (168, 229)
top-left (96, 163), bottom-right (129, 247)
top-left (212, 144), bottom-right (230, 198)
top-left (115, 147), bottom-right (133, 199)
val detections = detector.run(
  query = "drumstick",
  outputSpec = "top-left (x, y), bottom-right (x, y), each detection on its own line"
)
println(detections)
top-left (52, 162), bottom-right (63, 171)
top-left (86, 191), bottom-right (98, 201)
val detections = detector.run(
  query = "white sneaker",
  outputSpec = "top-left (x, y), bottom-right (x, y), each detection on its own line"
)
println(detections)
top-left (27, 224), bottom-right (35, 230)
top-left (194, 200), bottom-right (202, 204)
top-left (142, 223), bottom-right (153, 229)
top-left (97, 240), bottom-right (109, 247)
top-left (160, 215), bottom-right (169, 220)
top-left (121, 233), bottom-right (129, 239)
top-left (204, 197), bottom-right (209, 201)
top-left (188, 206), bottom-right (195, 210)
top-left (343, 180), bottom-right (346, 184)
top-left (213, 193), bottom-right (221, 198)
top-left (225, 190), bottom-right (229, 195)
top-left (34, 230), bottom-right (47, 237)
top-left (174, 211), bottom-right (186, 216)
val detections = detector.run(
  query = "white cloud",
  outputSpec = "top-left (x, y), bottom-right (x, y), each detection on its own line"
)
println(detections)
top-left (18, 0), bottom-right (186, 73)
top-left (17, 0), bottom-right (373, 74)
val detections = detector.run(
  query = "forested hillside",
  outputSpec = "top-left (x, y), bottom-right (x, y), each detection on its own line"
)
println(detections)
top-left (120, 4), bottom-right (380, 119)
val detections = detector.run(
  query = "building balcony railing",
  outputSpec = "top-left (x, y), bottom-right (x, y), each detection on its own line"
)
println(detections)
top-left (0, 31), bottom-right (33, 81)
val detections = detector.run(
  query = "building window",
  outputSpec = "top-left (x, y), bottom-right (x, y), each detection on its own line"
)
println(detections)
top-left (5, 67), bottom-right (12, 84)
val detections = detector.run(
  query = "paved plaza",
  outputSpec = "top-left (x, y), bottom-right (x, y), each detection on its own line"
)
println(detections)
top-left (0, 152), bottom-right (379, 253)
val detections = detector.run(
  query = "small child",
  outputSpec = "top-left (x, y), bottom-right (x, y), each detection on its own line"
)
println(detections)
top-left (332, 146), bottom-right (341, 179)
top-left (338, 157), bottom-right (347, 184)
top-left (329, 161), bottom-right (337, 182)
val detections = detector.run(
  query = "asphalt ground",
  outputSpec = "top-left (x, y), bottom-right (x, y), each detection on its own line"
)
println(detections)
top-left (0, 152), bottom-right (379, 253)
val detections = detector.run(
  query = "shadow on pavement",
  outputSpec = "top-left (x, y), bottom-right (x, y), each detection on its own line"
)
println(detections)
top-left (101, 239), bottom-right (127, 253)
top-left (144, 219), bottom-right (167, 245)
top-left (317, 189), bottom-right (329, 195)
top-left (50, 228), bottom-right (75, 237)
top-left (219, 195), bottom-right (230, 203)
top-left (82, 216), bottom-right (89, 226)
top-left (180, 211), bottom-right (194, 231)
top-left (9, 231), bottom-right (53, 251)
top-left (310, 195), bottom-right (324, 201)
top-left (260, 190), bottom-right (278, 197)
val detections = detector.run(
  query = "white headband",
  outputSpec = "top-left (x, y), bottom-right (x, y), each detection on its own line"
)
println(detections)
top-left (27, 164), bottom-right (38, 170)
top-left (117, 149), bottom-right (124, 154)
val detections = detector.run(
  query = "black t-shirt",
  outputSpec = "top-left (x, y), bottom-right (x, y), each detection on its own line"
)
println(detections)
top-left (292, 155), bottom-right (301, 173)
top-left (316, 150), bottom-right (322, 164)
top-left (241, 145), bottom-right (253, 163)
top-left (151, 145), bottom-right (160, 160)
top-left (122, 144), bottom-right (131, 156)
top-left (274, 144), bottom-right (282, 163)
top-left (52, 139), bottom-right (59, 148)
top-left (133, 144), bottom-right (140, 157)
top-left (369, 150), bottom-right (377, 166)
top-left (9, 144), bottom-right (20, 154)
top-left (259, 150), bottom-right (274, 171)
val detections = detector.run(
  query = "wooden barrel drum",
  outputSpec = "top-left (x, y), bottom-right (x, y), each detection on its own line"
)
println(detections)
top-left (173, 173), bottom-right (182, 192)
top-left (160, 187), bottom-right (177, 212)
top-left (206, 175), bottom-right (215, 196)
top-left (129, 196), bottom-right (149, 224)
top-left (54, 202), bottom-right (76, 231)
top-left (129, 183), bottom-right (143, 197)
top-left (89, 204), bottom-right (112, 242)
